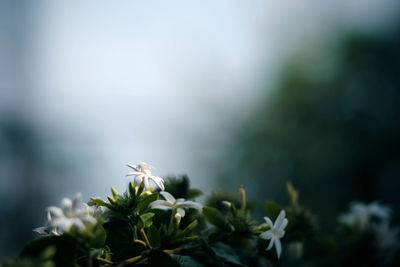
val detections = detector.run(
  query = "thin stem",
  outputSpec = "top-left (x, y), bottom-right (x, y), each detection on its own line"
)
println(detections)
top-left (140, 228), bottom-right (152, 249)
top-left (169, 207), bottom-right (177, 231)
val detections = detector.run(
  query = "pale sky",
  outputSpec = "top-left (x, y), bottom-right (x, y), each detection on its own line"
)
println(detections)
top-left (1, 0), bottom-right (399, 200)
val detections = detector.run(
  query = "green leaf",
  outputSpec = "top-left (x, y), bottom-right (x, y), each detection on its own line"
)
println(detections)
top-left (202, 207), bottom-right (227, 229)
top-left (139, 212), bottom-right (155, 228)
top-left (103, 220), bottom-right (145, 261)
top-left (21, 236), bottom-right (77, 267)
top-left (137, 193), bottom-right (159, 214)
top-left (172, 255), bottom-right (206, 267)
top-left (182, 220), bottom-right (198, 236)
top-left (211, 242), bottom-right (248, 266)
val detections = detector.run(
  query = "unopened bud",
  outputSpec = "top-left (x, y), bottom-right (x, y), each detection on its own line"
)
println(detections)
top-left (287, 182), bottom-right (299, 209)
top-left (111, 187), bottom-right (119, 198)
top-left (107, 196), bottom-right (117, 204)
top-left (129, 182), bottom-right (136, 196)
top-left (238, 185), bottom-right (246, 211)
top-left (222, 201), bottom-right (232, 209)
top-left (174, 213), bottom-right (182, 227)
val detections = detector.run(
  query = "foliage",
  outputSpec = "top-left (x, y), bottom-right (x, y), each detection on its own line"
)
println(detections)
top-left (1, 171), bottom-right (399, 266)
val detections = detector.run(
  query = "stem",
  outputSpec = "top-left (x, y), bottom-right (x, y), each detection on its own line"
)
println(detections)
top-left (169, 207), bottom-right (177, 231)
top-left (140, 228), bottom-right (152, 249)
top-left (97, 257), bottom-right (114, 265)
top-left (124, 255), bottom-right (143, 264)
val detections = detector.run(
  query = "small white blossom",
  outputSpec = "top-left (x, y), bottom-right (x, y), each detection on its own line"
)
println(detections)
top-left (43, 193), bottom-right (96, 233)
top-left (126, 162), bottom-right (165, 191)
top-left (33, 211), bottom-right (59, 235)
top-left (260, 210), bottom-right (288, 259)
top-left (149, 191), bottom-right (202, 217)
top-left (339, 201), bottom-right (391, 230)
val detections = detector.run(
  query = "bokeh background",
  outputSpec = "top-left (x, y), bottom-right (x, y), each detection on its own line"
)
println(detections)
top-left (1, 0), bottom-right (400, 259)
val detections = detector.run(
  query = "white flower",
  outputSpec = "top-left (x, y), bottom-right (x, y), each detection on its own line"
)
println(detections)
top-left (45, 193), bottom-right (96, 233)
top-left (33, 211), bottom-right (59, 235)
top-left (259, 210), bottom-right (288, 259)
top-left (126, 162), bottom-right (165, 191)
top-left (339, 201), bottom-right (391, 230)
top-left (149, 191), bottom-right (202, 217)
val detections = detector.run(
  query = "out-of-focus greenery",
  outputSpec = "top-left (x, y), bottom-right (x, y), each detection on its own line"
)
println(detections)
top-left (0, 119), bottom-right (51, 259)
top-left (218, 28), bottom-right (400, 231)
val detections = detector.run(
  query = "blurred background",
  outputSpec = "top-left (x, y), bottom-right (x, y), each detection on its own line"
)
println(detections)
top-left (1, 0), bottom-right (400, 259)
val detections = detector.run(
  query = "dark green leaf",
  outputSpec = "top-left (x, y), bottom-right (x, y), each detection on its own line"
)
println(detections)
top-left (21, 235), bottom-right (76, 267)
top-left (202, 206), bottom-right (227, 229)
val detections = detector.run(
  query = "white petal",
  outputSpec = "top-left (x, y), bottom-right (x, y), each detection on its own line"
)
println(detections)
top-left (61, 198), bottom-right (72, 210)
top-left (72, 218), bottom-right (85, 229)
top-left (126, 163), bottom-right (139, 171)
top-left (277, 229), bottom-right (285, 239)
top-left (177, 208), bottom-right (186, 217)
top-left (266, 238), bottom-right (274, 250)
top-left (151, 176), bottom-right (165, 191)
top-left (47, 207), bottom-right (64, 218)
top-left (278, 218), bottom-right (288, 232)
top-left (143, 177), bottom-right (150, 189)
top-left (177, 200), bottom-right (202, 210)
top-left (264, 216), bottom-right (274, 229)
top-left (46, 211), bottom-right (52, 222)
top-left (275, 210), bottom-right (286, 229)
top-left (33, 227), bottom-right (48, 235)
top-left (72, 193), bottom-right (82, 211)
top-left (126, 171), bottom-right (143, 176)
top-left (260, 230), bottom-right (273, 240)
top-left (80, 215), bottom-right (96, 224)
top-left (275, 238), bottom-right (282, 258)
top-left (134, 174), bottom-right (144, 185)
top-left (160, 191), bottom-right (176, 203)
top-left (52, 218), bottom-right (73, 231)
top-left (150, 200), bottom-right (173, 209)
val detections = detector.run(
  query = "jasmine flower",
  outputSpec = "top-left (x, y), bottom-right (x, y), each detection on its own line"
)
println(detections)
top-left (149, 191), bottom-right (202, 217)
top-left (126, 162), bottom-right (165, 191)
top-left (260, 210), bottom-right (288, 259)
top-left (46, 193), bottom-right (96, 233)
top-left (33, 211), bottom-right (58, 235)
top-left (339, 201), bottom-right (391, 229)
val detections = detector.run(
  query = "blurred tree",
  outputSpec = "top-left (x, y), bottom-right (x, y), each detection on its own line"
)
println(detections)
top-left (0, 118), bottom-right (50, 259)
top-left (218, 28), bottom-right (400, 231)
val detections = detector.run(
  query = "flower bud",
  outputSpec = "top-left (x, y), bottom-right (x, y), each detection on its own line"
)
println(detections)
top-left (238, 185), bottom-right (246, 211)
top-left (111, 187), bottom-right (119, 198)
top-left (222, 201), bottom-right (232, 209)
top-left (174, 213), bottom-right (182, 227)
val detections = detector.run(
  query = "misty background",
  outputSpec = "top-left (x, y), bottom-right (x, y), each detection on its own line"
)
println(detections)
top-left (1, 0), bottom-right (400, 259)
